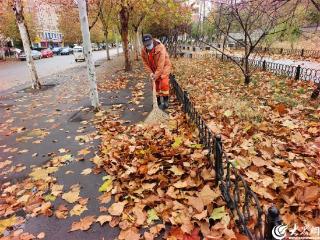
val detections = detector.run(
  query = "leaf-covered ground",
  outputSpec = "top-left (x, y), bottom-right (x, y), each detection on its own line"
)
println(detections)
top-left (0, 57), bottom-right (248, 240)
top-left (173, 57), bottom-right (320, 229)
top-left (92, 64), bottom-right (249, 240)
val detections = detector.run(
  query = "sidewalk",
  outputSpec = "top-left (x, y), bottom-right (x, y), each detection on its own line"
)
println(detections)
top-left (0, 55), bottom-right (134, 239)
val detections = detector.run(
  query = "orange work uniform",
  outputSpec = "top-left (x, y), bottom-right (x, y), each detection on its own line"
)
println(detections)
top-left (141, 40), bottom-right (172, 96)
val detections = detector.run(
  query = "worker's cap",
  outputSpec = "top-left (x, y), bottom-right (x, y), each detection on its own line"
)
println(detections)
top-left (142, 34), bottom-right (153, 47)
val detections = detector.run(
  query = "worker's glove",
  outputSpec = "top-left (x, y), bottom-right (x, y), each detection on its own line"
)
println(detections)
top-left (150, 73), bottom-right (155, 81)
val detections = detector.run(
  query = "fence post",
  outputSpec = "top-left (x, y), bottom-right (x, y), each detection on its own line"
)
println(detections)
top-left (183, 90), bottom-right (188, 112)
top-left (295, 65), bottom-right (301, 80)
top-left (264, 206), bottom-right (282, 240)
top-left (301, 49), bottom-right (304, 57)
top-left (262, 60), bottom-right (266, 71)
top-left (214, 135), bottom-right (223, 186)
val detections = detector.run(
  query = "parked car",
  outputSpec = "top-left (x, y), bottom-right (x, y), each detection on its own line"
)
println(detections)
top-left (91, 43), bottom-right (98, 51)
top-left (73, 46), bottom-right (85, 62)
top-left (52, 47), bottom-right (62, 55)
top-left (60, 47), bottom-right (72, 55)
top-left (18, 50), bottom-right (42, 61)
top-left (41, 48), bottom-right (54, 58)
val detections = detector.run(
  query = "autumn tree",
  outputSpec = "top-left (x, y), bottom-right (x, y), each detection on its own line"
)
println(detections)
top-left (0, 0), bottom-right (37, 47)
top-left (117, 0), bottom-right (133, 71)
top-left (97, 0), bottom-right (116, 60)
top-left (143, 0), bottom-right (192, 57)
top-left (58, 3), bottom-right (104, 46)
top-left (13, 0), bottom-right (41, 89)
top-left (200, 0), bottom-right (301, 84)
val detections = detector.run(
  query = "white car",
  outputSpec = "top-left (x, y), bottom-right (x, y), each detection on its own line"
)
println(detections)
top-left (73, 46), bottom-right (85, 62)
top-left (18, 50), bottom-right (42, 61)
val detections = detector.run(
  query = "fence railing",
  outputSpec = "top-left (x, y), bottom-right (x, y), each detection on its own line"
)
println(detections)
top-left (251, 47), bottom-right (320, 59)
top-left (170, 74), bottom-right (282, 240)
top-left (178, 44), bottom-right (320, 85)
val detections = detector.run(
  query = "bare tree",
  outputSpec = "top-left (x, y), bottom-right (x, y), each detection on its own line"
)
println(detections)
top-left (13, 0), bottom-right (41, 89)
top-left (198, 0), bottom-right (299, 84)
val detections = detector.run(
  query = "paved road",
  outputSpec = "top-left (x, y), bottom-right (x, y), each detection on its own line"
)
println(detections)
top-left (0, 48), bottom-right (122, 92)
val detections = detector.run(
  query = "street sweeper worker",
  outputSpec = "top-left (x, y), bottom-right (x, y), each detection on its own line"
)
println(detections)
top-left (141, 34), bottom-right (172, 110)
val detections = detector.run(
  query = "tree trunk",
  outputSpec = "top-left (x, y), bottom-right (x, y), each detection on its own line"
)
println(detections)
top-left (106, 41), bottom-right (110, 60)
top-left (116, 39), bottom-right (119, 56)
top-left (119, 6), bottom-right (131, 71)
top-left (244, 57), bottom-right (250, 85)
top-left (78, 0), bottom-right (99, 109)
top-left (102, 28), bottom-right (111, 60)
top-left (133, 28), bottom-right (141, 61)
top-left (13, 0), bottom-right (41, 89)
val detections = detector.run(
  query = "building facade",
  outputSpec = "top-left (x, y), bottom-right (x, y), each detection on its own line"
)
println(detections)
top-left (24, 0), bottom-right (63, 48)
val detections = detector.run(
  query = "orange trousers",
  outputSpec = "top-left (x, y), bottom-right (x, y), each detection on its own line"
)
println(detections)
top-left (155, 76), bottom-right (170, 96)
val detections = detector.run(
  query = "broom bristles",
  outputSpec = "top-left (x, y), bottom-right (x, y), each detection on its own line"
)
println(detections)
top-left (144, 79), bottom-right (169, 124)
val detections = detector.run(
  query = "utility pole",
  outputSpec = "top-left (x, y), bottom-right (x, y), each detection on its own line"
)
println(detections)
top-left (78, 0), bottom-right (100, 109)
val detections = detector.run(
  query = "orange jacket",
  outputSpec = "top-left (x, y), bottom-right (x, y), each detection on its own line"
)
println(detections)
top-left (141, 39), bottom-right (172, 80)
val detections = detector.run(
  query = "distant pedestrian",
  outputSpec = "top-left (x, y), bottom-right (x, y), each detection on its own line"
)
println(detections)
top-left (141, 34), bottom-right (172, 110)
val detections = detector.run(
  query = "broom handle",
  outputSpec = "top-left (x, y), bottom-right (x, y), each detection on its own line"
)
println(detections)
top-left (152, 79), bottom-right (158, 108)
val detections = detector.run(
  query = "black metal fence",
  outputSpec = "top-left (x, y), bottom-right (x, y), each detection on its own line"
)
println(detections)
top-left (178, 44), bottom-right (320, 84)
top-left (170, 74), bottom-right (282, 240)
top-left (252, 47), bottom-right (320, 59)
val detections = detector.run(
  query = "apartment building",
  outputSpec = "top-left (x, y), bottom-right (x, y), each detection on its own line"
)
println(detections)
top-left (24, 0), bottom-right (63, 48)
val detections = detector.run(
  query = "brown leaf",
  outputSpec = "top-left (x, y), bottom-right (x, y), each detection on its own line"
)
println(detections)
top-left (132, 204), bottom-right (146, 226)
top-left (193, 210), bottom-right (207, 220)
top-left (198, 185), bottom-right (219, 206)
top-left (302, 186), bottom-right (319, 203)
top-left (55, 204), bottom-right (68, 219)
top-left (187, 196), bottom-right (204, 212)
top-left (96, 215), bottom-right (112, 226)
top-left (251, 157), bottom-right (268, 167)
top-left (108, 201), bottom-right (127, 216)
top-left (70, 216), bottom-right (96, 232)
top-left (118, 227), bottom-right (140, 240)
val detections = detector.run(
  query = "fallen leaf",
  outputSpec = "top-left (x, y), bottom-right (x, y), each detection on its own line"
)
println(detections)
top-left (96, 215), bottom-right (112, 226)
top-left (70, 216), bottom-right (96, 231)
top-left (37, 232), bottom-right (46, 239)
top-left (209, 206), bottom-right (226, 220)
top-left (78, 148), bottom-right (91, 156)
top-left (81, 168), bottom-right (92, 175)
top-left (147, 209), bottom-right (159, 224)
top-left (108, 201), bottom-right (127, 216)
top-left (70, 204), bottom-right (87, 216)
top-left (118, 227), bottom-right (140, 240)
top-left (99, 178), bottom-right (113, 192)
top-left (170, 165), bottom-right (185, 176)
top-left (198, 185), bottom-right (219, 206)
top-left (0, 215), bottom-right (16, 235)
top-left (62, 186), bottom-right (80, 203)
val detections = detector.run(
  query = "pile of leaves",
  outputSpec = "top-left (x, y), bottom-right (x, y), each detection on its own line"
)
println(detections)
top-left (93, 104), bottom-right (242, 240)
top-left (92, 67), bottom-right (249, 240)
top-left (173, 57), bottom-right (320, 229)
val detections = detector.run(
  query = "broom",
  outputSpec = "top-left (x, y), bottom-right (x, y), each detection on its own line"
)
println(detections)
top-left (144, 78), bottom-right (169, 124)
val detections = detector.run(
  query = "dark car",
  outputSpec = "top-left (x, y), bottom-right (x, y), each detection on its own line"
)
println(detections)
top-left (60, 47), bottom-right (72, 55)
top-left (52, 47), bottom-right (62, 55)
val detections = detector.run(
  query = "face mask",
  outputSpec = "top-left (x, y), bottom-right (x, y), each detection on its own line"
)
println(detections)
top-left (146, 42), bottom-right (154, 50)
